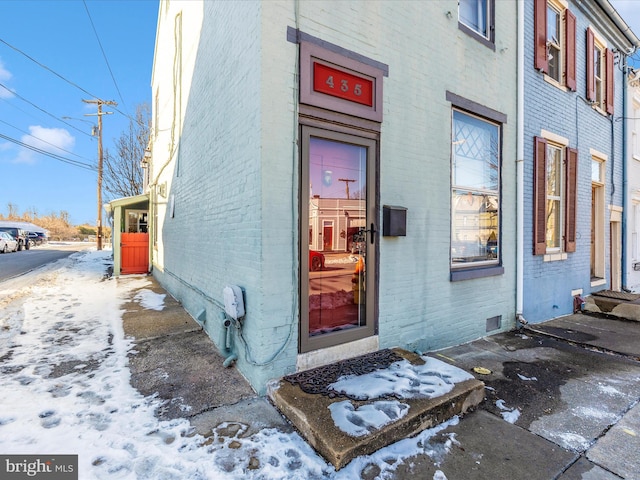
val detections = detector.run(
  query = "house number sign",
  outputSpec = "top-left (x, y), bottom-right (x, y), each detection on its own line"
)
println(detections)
top-left (313, 62), bottom-right (374, 107)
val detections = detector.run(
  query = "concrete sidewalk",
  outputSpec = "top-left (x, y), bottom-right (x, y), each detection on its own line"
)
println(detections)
top-left (122, 277), bottom-right (640, 478)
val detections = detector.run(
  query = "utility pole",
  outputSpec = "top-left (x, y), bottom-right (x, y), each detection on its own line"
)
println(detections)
top-left (83, 98), bottom-right (117, 251)
top-left (338, 178), bottom-right (356, 199)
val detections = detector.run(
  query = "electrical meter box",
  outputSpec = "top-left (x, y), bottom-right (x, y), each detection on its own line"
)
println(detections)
top-left (223, 285), bottom-right (245, 320)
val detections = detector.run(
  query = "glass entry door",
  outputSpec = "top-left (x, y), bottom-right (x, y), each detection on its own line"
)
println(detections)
top-left (300, 127), bottom-right (377, 353)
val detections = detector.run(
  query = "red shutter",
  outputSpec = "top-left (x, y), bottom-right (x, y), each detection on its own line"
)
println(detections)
top-left (534, 137), bottom-right (548, 255)
top-left (586, 28), bottom-right (595, 101)
top-left (565, 10), bottom-right (576, 91)
top-left (564, 147), bottom-right (578, 253)
top-left (606, 48), bottom-right (615, 115)
top-left (534, 0), bottom-right (548, 72)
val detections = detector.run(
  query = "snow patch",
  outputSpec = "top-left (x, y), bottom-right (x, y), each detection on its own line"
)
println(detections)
top-left (134, 288), bottom-right (166, 311)
top-left (329, 357), bottom-right (474, 400)
top-left (496, 399), bottom-right (520, 424)
top-left (329, 400), bottom-right (409, 437)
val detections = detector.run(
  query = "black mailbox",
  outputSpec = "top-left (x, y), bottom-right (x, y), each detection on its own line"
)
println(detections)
top-left (383, 205), bottom-right (407, 236)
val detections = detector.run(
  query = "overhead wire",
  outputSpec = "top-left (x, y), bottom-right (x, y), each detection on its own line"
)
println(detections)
top-left (82, 0), bottom-right (128, 116)
top-left (0, 118), bottom-right (94, 162)
top-left (0, 36), bottom-right (137, 124)
top-left (0, 82), bottom-right (94, 138)
top-left (0, 132), bottom-right (96, 171)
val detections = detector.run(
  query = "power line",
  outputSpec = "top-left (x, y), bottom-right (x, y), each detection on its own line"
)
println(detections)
top-left (83, 0), bottom-right (128, 116)
top-left (0, 35), bottom-right (136, 124)
top-left (0, 118), bottom-right (94, 162)
top-left (0, 132), bottom-right (96, 171)
top-left (0, 37), bottom-right (98, 100)
top-left (0, 82), bottom-right (93, 138)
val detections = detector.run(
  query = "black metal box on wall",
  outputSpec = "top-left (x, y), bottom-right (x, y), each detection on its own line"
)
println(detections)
top-left (383, 205), bottom-right (407, 236)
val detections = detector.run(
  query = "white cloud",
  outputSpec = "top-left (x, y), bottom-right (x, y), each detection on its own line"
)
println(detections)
top-left (0, 58), bottom-right (14, 99)
top-left (14, 126), bottom-right (76, 164)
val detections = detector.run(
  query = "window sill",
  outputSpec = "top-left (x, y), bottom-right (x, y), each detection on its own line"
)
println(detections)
top-left (633, 154), bottom-right (640, 162)
top-left (591, 278), bottom-right (606, 287)
top-left (451, 265), bottom-right (504, 282)
top-left (591, 104), bottom-right (608, 116)
top-left (457, 22), bottom-right (495, 51)
top-left (543, 252), bottom-right (567, 262)
top-left (543, 74), bottom-right (569, 92)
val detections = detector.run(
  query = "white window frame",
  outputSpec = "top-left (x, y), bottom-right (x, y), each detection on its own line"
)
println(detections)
top-left (546, 0), bottom-right (564, 85)
top-left (593, 33), bottom-right (607, 112)
top-left (590, 148), bottom-right (607, 283)
top-left (633, 97), bottom-right (640, 161)
top-left (540, 130), bottom-right (569, 261)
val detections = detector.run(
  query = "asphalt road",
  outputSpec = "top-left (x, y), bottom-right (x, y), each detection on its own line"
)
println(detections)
top-left (0, 242), bottom-right (94, 282)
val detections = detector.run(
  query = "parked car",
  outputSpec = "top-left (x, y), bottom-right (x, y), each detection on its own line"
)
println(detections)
top-left (35, 232), bottom-right (48, 244)
top-left (0, 227), bottom-right (29, 251)
top-left (309, 250), bottom-right (325, 271)
top-left (27, 232), bottom-right (42, 247)
top-left (0, 231), bottom-right (18, 253)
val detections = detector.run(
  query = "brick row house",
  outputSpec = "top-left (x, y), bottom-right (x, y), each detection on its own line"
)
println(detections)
top-left (142, 0), bottom-right (638, 393)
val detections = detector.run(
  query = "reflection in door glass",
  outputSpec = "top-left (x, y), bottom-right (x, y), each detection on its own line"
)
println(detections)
top-left (308, 137), bottom-right (367, 337)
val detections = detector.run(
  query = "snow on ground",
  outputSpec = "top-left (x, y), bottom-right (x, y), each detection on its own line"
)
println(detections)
top-left (0, 249), bottom-right (468, 479)
top-left (495, 399), bottom-right (521, 424)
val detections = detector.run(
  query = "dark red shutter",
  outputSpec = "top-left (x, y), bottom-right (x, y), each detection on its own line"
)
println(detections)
top-left (606, 48), bottom-right (615, 115)
top-left (534, 137), bottom-right (548, 255)
top-left (565, 10), bottom-right (576, 91)
top-left (586, 28), bottom-right (595, 101)
top-left (534, 0), bottom-right (548, 72)
top-left (564, 147), bottom-right (578, 253)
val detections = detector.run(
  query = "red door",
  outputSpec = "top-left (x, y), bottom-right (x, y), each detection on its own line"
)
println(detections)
top-left (121, 233), bottom-right (149, 274)
top-left (323, 226), bottom-right (333, 251)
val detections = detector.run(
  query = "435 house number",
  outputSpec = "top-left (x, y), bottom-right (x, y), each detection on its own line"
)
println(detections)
top-left (313, 62), bottom-right (373, 107)
top-left (325, 75), bottom-right (363, 96)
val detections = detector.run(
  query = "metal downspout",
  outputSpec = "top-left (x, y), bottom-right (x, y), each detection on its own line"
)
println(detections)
top-left (622, 58), bottom-right (630, 290)
top-left (516, 0), bottom-right (526, 324)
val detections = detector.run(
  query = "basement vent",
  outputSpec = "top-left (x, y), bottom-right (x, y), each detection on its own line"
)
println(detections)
top-left (486, 315), bottom-right (502, 332)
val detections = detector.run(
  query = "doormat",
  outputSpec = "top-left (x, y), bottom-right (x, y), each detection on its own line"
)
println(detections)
top-left (591, 290), bottom-right (640, 301)
top-left (284, 349), bottom-right (404, 399)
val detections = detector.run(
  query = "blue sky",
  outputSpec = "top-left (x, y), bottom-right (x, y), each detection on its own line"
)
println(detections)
top-left (0, 1), bottom-right (638, 226)
top-left (610, 0), bottom-right (640, 68)
top-left (0, 0), bottom-right (158, 225)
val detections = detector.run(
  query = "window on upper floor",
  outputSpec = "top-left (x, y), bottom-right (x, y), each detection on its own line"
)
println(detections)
top-left (586, 28), bottom-right (614, 115)
top-left (633, 98), bottom-right (640, 159)
top-left (533, 135), bottom-right (577, 256)
top-left (534, 0), bottom-right (576, 91)
top-left (458, 0), bottom-right (495, 49)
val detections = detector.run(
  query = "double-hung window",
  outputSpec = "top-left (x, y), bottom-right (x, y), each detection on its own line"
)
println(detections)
top-left (534, 0), bottom-right (576, 91)
top-left (586, 28), bottom-right (615, 115)
top-left (533, 136), bottom-right (577, 255)
top-left (459, 0), bottom-right (495, 48)
top-left (451, 110), bottom-right (501, 269)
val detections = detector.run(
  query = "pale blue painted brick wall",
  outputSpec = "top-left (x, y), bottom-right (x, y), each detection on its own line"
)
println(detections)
top-left (157, 0), bottom-right (519, 393)
top-left (288, 1), bottom-right (518, 353)
top-left (522, 0), bottom-right (627, 323)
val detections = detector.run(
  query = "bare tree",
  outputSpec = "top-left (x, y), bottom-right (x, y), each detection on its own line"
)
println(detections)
top-left (103, 103), bottom-right (150, 200)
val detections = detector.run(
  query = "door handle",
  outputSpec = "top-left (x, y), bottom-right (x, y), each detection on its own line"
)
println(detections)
top-left (358, 224), bottom-right (377, 244)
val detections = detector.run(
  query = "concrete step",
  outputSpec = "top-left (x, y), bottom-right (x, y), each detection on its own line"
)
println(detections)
top-left (268, 348), bottom-right (485, 470)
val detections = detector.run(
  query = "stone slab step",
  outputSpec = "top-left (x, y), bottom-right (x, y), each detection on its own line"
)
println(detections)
top-left (267, 348), bottom-right (485, 470)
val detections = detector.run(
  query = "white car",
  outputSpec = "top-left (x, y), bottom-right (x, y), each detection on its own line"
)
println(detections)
top-left (0, 231), bottom-right (18, 253)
